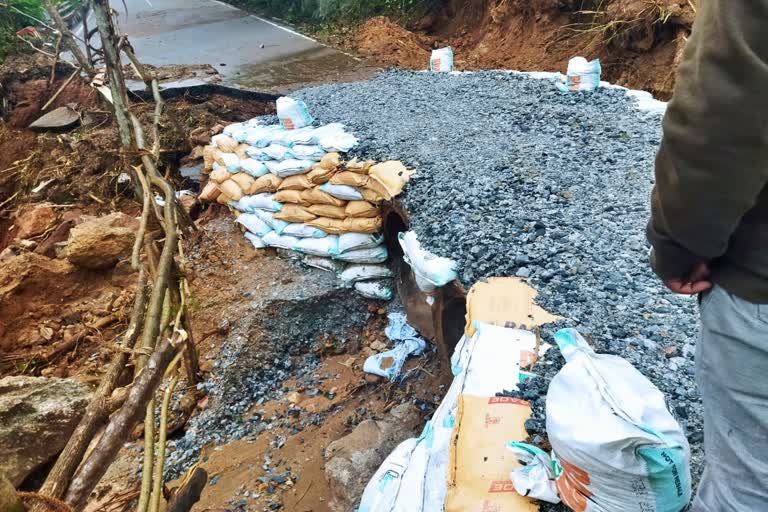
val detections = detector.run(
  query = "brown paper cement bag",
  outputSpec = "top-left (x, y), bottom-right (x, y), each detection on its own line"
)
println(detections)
top-left (301, 187), bottom-right (347, 207)
top-left (199, 181), bottom-right (221, 202)
top-left (250, 174), bottom-right (283, 194)
top-left (319, 152), bottom-right (341, 170)
top-left (279, 174), bottom-right (313, 191)
top-left (234, 143), bottom-right (250, 159)
top-left (213, 134), bottom-right (238, 153)
top-left (345, 201), bottom-right (379, 218)
top-left (209, 167), bottom-right (231, 184)
top-left (368, 161), bottom-right (414, 200)
top-left (445, 395), bottom-right (538, 512)
top-left (307, 217), bottom-right (345, 235)
top-left (230, 172), bottom-right (255, 193)
top-left (344, 157), bottom-right (374, 174)
top-left (342, 216), bottom-right (382, 234)
top-left (203, 145), bottom-right (216, 171)
top-left (307, 165), bottom-right (336, 185)
top-left (274, 189), bottom-right (310, 206)
top-left (219, 180), bottom-right (243, 201)
top-left (308, 204), bottom-right (347, 220)
top-left (216, 192), bottom-right (234, 205)
top-left (360, 187), bottom-right (386, 204)
top-left (330, 171), bottom-right (370, 188)
top-left (274, 204), bottom-right (316, 223)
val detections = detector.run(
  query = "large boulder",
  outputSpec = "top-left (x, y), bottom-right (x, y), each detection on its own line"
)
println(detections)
top-left (324, 403), bottom-right (421, 512)
top-left (0, 376), bottom-right (92, 486)
top-left (65, 212), bottom-right (138, 269)
top-left (13, 204), bottom-right (56, 240)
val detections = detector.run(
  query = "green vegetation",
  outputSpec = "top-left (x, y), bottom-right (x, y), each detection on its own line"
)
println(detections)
top-left (230, 0), bottom-right (439, 24)
top-left (1, 0), bottom-right (45, 62)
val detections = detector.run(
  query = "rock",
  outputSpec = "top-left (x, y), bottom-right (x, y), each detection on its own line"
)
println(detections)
top-left (65, 212), bottom-right (138, 269)
top-left (324, 404), bottom-right (420, 511)
top-left (34, 220), bottom-right (74, 258)
top-left (0, 376), bottom-right (91, 486)
top-left (0, 253), bottom-right (74, 301)
top-left (14, 204), bottom-right (56, 240)
top-left (29, 105), bottom-right (80, 132)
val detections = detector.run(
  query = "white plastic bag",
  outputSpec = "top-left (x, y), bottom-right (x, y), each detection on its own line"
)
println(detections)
top-left (319, 133), bottom-right (358, 153)
top-left (363, 313), bottom-right (425, 377)
top-left (430, 47), bottom-right (454, 73)
top-left (235, 213), bottom-right (273, 237)
top-left (319, 183), bottom-right (364, 201)
top-left (302, 255), bottom-right (347, 273)
top-left (219, 152), bottom-right (241, 172)
top-left (295, 235), bottom-right (340, 257)
top-left (310, 123), bottom-right (346, 144)
top-left (231, 193), bottom-right (282, 213)
top-left (245, 125), bottom-right (285, 148)
top-left (254, 209), bottom-right (289, 235)
top-left (338, 233), bottom-right (384, 253)
top-left (240, 158), bottom-right (269, 177)
top-left (335, 245), bottom-right (388, 264)
top-left (340, 264), bottom-right (393, 286)
top-left (282, 223), bottom-right (328, 239)
top-left (262, 231), bottom-right (301, 250)
top-left (355, 280), bottom-right (394, 301)
top-left (547, 328), bottom-right (691, 512)
top-left (281, 126), bottom-right (316, 145)
top-left (269, 159), bottom-right (315, 178)
top-left (277, 96), bottom-right (313, 130)
top-left (561, 57), bottom-right (601, 92)
top-left (244, 231), bottom-right (267, 249)
top-left (263, 143), bottom-right (293, 161)
top-left (506, 442), bottom-right (561, 504)
top-left (291, 144), bottom-right (326, 161)
top-left (398, 231), bottom-right (458, 297)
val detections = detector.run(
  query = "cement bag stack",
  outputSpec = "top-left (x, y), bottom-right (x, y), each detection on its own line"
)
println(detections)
top-left (199, 97), bottom-right (414, 300)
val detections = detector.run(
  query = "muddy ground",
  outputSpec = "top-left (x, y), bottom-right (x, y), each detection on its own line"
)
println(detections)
top-left (0, 56), bottom-right (447, 511)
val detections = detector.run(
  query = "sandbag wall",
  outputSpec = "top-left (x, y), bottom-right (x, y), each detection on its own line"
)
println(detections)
top-left (197, 118), bottom-right (413, 300)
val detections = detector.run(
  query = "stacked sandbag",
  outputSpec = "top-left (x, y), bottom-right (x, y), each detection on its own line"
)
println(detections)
top-left (198, 98), bottom-right (414, 300)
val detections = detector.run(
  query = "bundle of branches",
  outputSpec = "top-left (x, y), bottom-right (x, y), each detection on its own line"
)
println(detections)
top-left (12, 2), bottom-right (208, 511)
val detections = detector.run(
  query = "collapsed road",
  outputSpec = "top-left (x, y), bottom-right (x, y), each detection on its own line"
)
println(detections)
top-left (161, 69), bottom-right (704, 511)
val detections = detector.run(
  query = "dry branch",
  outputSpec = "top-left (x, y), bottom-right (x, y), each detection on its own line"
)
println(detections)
top-left (64, 333), bottom-right (182, 510)
top-left (43, 0), bottom-right (94, 75)
top-left (40, 269), bottom-right (149, 499)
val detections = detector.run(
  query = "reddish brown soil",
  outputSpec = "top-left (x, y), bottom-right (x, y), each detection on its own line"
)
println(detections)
top-left (352, 0), bottom-right (696, 99)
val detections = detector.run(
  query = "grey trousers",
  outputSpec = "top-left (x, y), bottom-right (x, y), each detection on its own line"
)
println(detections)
top-left (691, 285), bottom-right (768, 511)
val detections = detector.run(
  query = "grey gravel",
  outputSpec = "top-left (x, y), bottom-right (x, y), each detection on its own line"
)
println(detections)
top-left (292, 70), bottom-right (705, 502)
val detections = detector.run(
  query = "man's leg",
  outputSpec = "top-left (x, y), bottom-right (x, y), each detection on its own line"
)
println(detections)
top-left (691, 285), bottom-right (768, 511)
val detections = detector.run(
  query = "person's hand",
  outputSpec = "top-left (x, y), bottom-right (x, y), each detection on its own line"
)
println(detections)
top-left (663, 262), bottom-right (712, 294)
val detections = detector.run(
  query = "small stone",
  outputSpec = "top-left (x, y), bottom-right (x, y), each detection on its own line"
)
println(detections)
top-left (663, 346), bottom-right (679, 358)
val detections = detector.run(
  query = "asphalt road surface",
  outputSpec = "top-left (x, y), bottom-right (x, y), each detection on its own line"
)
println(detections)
top-left (86, 0), bottom-right (365, 91)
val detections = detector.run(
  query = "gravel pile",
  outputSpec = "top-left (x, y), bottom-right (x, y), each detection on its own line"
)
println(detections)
top-left (294, 70), bottom-right (704, 493)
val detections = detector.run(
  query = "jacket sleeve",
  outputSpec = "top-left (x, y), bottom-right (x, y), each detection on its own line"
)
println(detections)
top-left (647, 0), bottom-right (768, 279)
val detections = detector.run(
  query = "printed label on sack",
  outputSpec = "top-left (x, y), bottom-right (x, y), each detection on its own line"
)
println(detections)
top-left (487, 396), bottom-right (529, 406)
top-left (488, 480), bottom-right (517, 493)
top-left (554, 456), bottom-right (593, 512)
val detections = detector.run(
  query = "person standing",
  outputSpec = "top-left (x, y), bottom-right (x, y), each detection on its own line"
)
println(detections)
top-left (647, 0), bottom-right (768, 510)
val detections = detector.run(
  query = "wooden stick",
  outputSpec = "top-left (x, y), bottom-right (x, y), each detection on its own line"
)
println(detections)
top-left (149, 369), bottom-right (180, 512)
top-left (64, 333), bottom-right (182, 510)
top-left (167, 466), bottom-right (207, 512)
top-left (41, 67), bottom-right (81, 112)
top-left (40, 269), bottom-right (148, 499)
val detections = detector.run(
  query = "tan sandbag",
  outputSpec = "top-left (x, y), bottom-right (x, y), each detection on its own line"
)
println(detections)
top-left (234, 143), bottom-right (250, 159)
top-left (213, 134), bottom-right (238, 152)
top-left (274, 189), bottom-right (310, 206)
top-left (209, 167), bottom-right (231, 184)
top-left (230, 172), bottom-right (255, 193)
top-left (345, 201), bottom-right (379, 218)
top-left (344, 157), bottom-right (375, 174)
top-left (278, 174), bottom-right (313, 191)
top-left (319, 152), bottom-right (341, 170)
top-left (308, 204), bottom-right (347, 220)
top-left (199, 181), bottom-right (221, 202)
top-left (274, 204), bottom-right (316, 223)
top-left (203, 145), bottom-right (216, 171)
top-left (307, 165), bottom-right (336, 185)
top-left (330, 171), bottom-right (369, 188)
top-left (368, 161), bottom-right (414, 200)
top-left (301, 187), bottom-right (347, 207)
top-left (360, 187), bottom-right (386, 204)
top-left (212, 148), bottom-right (225, 166)
top-left (219, 179), bottom-right (243, 201)
top-left (216, 192), bottom-right (234, 205)
top-left (342, 216), bottom-right (382, 234)
top-left (249, 174), bottom-right (283, 194)
top-left (307, 217), bottom-right (345, 235)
